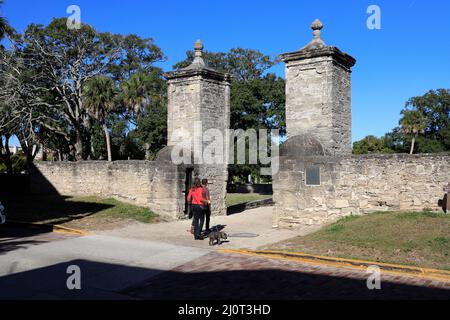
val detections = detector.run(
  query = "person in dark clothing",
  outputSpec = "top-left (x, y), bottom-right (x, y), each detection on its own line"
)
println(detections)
top-left (202, 178), bottom-right (211, 233)
top-left (187, 177), bottom-right (205, 240)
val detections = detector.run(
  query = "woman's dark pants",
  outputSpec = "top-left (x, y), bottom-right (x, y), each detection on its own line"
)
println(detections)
top-left (204, 205), bottom-right (211, 231)
top-left (192, 204), bottom-right (205, 239)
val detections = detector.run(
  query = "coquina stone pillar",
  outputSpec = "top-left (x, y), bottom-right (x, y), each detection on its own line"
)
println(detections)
top-left (164, 40), bottom-right (231, 216)
top-left (280, 19), bottom-right (356, 155)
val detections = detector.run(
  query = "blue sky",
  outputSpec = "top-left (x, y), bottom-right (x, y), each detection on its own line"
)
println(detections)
top-left (2, 0), bottom-right (450, 145)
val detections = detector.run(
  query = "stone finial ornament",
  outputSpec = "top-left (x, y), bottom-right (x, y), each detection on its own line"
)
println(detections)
top-left (165, 39), bottom-right (231, 82)
top-left (185, 39), bottom-right (206, 69)
top-left (311, 19), bottom-right (323, 39)
top-left (301, 18), bottom-right (326, 50)
top-left (194, 39), bottom-right (203, 57)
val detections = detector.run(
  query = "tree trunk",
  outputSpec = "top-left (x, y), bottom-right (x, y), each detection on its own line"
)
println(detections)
top-left (74, 132), bottom-right (84, 161)
top-left (103, 123), bottom-right (112, 162)
top-left (1, 135), bottom-right (14, 175)
top-left (18, 135), bottom-right (38, 171)
top-left (410, 136), bottom-right (416, 154)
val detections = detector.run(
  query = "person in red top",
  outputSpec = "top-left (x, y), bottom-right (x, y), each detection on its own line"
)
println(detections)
top-left (187, 177), bottom-right (206, 240)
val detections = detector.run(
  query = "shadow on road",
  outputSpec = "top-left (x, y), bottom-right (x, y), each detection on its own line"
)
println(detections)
top-left (1, 194), bottom-right (113, 225)
top-left (1, 259), bottom-right (449, 300)
top-left (0, 227), bottom-right (49, 255)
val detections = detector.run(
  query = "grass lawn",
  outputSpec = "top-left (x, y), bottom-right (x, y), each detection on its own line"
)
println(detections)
top-left (226, 193), bottom-right (272, 207)
top-left (2, 194), bottom-right (159, 231)
top-left (265, 211), bottom-right (450, 270)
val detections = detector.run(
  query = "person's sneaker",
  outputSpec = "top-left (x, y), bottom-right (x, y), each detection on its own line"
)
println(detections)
top-left (194, 236), bottom-right (203, 240)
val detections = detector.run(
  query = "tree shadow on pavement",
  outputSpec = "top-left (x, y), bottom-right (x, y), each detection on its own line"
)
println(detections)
top-left (0, 259), bottom-right (449, 300)
top-left (1, 194), bottom-right (113, 225)
top-left (0, 226), bottom-right (63, 255)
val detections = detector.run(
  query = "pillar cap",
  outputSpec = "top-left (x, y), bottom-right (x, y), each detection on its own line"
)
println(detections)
top-left (279, 19), bottom-right (356, 70)
top-left (164, 39), bottom-right (231, 82)
top-left (302, 18), bottom-right (326, 50)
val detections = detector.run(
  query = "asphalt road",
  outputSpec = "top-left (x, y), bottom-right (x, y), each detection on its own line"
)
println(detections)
top-left (0, 225), bottom-right (209, 299)
top-left (2, 224), bottom-right (450, 300)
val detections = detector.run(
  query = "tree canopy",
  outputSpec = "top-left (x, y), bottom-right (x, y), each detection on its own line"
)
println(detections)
top-left (0, 17), bottom-right (167, 171)
top-left (353, 89), bottom-right (450, 155)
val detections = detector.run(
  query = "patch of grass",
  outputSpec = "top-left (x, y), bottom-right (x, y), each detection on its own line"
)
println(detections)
top-left (2, 194), bottom-right (158, 231)
top-left (265, 211), bottom-right (450, 270)
top-left (226, 193), bottom-right (272, 207)
top-left (428, 237), bottom-right (450, 251)
top-left (81, 197), bottom-right (158, 223)
top-left (325, 224), bottom-right (345, 233)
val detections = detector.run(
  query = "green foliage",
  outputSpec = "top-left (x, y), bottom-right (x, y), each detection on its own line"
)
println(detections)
top-left (355, 89), bottom-right (449, 155)
top-left (90, 120), bottom-right (107, 160)
top-left (399, 109), bottom-right (426, 154)
top-left (0, 17), bottom-right (166, 162)
top-left (415, 136), bottom-right (447, 153)
top-left (0, 151), bottom-right (27, 173)
top-left (109, 117), bottom-right (145, 160)
top-left (0, 0), bottom-right (14, 41)
top-left (84, 76), bottom-right (119, 121)
top-left (352, 135), bottom-right (394, 154)
top-left (386, 89), bottom-right (449, 154)
top-left (120, 68), bottom-right (168, 159)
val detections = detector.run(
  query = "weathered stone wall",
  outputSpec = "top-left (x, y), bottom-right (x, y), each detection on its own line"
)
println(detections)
top-left (167, 77), bottom-right (201, 148)
top-left (198, 78), bottom-right (230, 215)
top-left (30, 157), bottom-right (192, 220)
top-left (273, 153), bottom-right (450, 228)
top-left (166, 70), bottom-right (230, 216)
top-left (31, 161), bottom-right (155, 205)
top-left (283, 51), bottom-right (354, 156)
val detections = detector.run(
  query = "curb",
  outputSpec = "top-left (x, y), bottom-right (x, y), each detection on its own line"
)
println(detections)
top-left (5, 220), bottom-right (90, 236)
top-left (219, 249), bottom-right (450, 282)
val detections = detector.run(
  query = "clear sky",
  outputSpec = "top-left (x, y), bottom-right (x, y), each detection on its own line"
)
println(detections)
top-left (2, 0), bottom-right (450, 145)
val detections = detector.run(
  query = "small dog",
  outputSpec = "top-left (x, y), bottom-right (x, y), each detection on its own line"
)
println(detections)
top-left (209, 231), bottom-right (227, 246)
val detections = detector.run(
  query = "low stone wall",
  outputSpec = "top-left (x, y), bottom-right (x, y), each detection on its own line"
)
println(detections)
top-left (31, 160), bottom-right (156, 205)
top-left (30, 146), bottom-right (227, 220)
top-left (273, 153), bottom-right (450, 228)
top-left (30, 157), bottom-right (188, 220)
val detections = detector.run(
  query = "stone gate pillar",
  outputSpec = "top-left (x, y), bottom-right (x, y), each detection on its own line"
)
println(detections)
top-left (280, 19), bottom-right (356, 155)
top-left (164, 40), bottom-right (231, 216)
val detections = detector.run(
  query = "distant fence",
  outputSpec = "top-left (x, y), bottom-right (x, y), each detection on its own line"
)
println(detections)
top-left (0, 174), bottom-right (30, 195)
top-left (227, 183), bottom-right (273, 195)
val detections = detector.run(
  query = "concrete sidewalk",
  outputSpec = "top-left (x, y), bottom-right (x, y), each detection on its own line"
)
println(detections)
top-left (96, 206), bottom-right (319, 250)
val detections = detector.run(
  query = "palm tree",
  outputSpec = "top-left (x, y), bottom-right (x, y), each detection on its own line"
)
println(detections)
top-left (400, 110), bottom-right (426, 154)
top-left (121, 71), bottom-right (153, 115)
top-left (83, 76), bottom-right (118, 161)
top-left (0, 0), bottom-right (10, 40)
